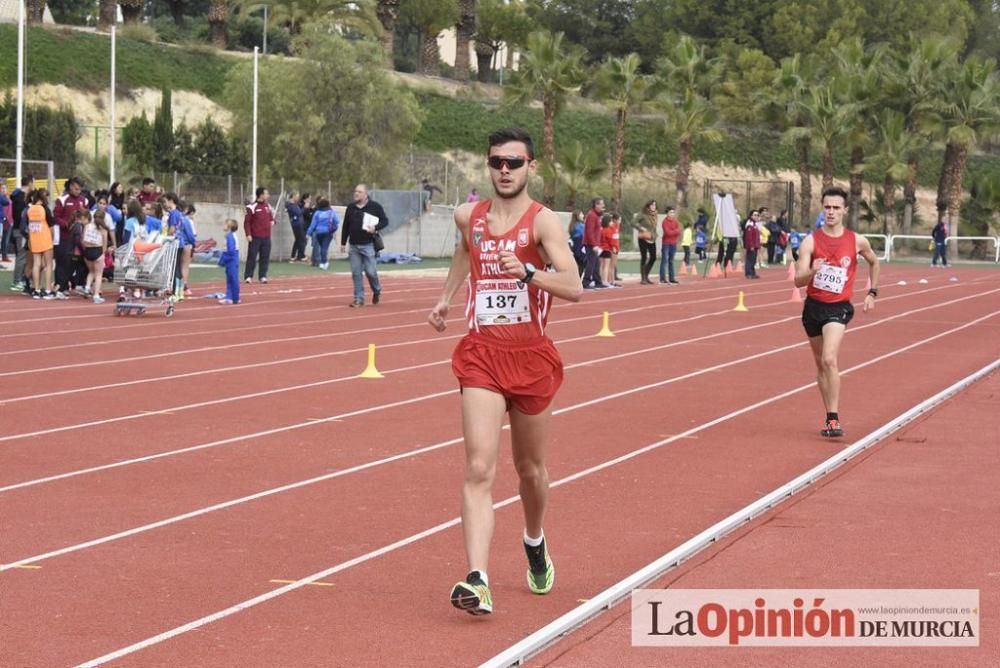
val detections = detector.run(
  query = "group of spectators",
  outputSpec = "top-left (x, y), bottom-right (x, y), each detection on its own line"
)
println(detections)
top-left (563, 196), bottom-right (808, 286)
top-left (1, 174), bottom-right (199, 303)
top-left (282, 184), bottom-right (389, 306)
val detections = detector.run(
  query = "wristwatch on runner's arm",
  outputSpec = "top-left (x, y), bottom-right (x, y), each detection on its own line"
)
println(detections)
top-left (523, 262), bottom-right (537, 283)
top-left (868, 288), bottom-right (878, 297)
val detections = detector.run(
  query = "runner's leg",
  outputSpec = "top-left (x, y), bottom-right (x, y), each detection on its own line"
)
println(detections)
top-left (509, 406), bottom-right (552, 539)
top-left (809, 322), bottom-right (846, 413)
top-left (461, 387), bottom-right (508, 574)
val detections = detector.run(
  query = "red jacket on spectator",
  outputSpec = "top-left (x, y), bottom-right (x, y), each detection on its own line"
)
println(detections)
top-left (584, 208), bottom-right (603, 247)
top-left (743, 222), bottom-right (761, 250)
top-left (137, 190), bottom-right (159, 205)
top-left (244, 201), bottom-right (275, 239)
top-left (661, 215), bottom-right (681, 245)
top-left (53, 191), bottom-right (89, 233)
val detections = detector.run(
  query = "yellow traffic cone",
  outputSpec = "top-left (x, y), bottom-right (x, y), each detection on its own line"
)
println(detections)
top-left (596, 311), bottom-right (615, 337)
top-left (358, 343), bottom-right (384, 378)
top-left (733, 291), bottom-right (749, 312)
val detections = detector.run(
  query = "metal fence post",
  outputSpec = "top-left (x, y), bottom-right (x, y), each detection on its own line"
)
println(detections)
top-left (173, 171), bottom-right (177, 192)
top-left (227, 175), bottom-right (232, 206)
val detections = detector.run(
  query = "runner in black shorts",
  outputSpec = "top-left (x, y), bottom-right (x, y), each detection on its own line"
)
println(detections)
top-left (795, 186), bottom-right (880, 438)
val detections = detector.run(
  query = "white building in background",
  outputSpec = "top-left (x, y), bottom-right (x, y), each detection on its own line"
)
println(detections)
top-left (437, 27), bottom-right (520, 78)
top-left (0, 2), bottom-right (55, 23)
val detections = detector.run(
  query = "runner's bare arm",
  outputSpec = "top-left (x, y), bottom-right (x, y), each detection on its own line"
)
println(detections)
top-left (857, 234), bottom-right (880, 313)
top-left (499, 208), bottom-right (583, 302)
top-left (428, 203), bottom-right (474, 331)
top-left (793, 234), bottom-right (818, 288)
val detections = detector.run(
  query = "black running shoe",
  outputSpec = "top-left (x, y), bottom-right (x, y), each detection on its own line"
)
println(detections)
top-left (524, 538), bottom-right (555, 595)
top-left (450, 571), bottom-right (493, 615)
top-left (820, 419), bottom-right (844, 438)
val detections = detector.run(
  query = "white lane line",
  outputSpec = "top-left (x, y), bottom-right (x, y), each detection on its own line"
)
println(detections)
top-left (0, 280), bottom-right (798, 395)
top-left (2, 286), bottom-right (992, 492)
top-left (0, 283), bottom-right (451, 352)
top-left (4, 300), bottom-right (995, 573)
top-left (481, 356), bottom-right (1000, 668)
top-left (68, 309), bottom-right (1000, 668)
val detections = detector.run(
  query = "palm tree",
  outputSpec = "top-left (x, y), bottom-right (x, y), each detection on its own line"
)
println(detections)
top-left (657, 89), bottom-right (723, 208)
top-left (965, 174), bottom-right (1000, 258)
top-left (97, 0), bottom-right (116, 30)
top-left (655, 35), bottom-right (722, 208)
top-left (241, 0), bottom-right (379, 37)
top-left (454, 0), bottom-right (476, 82)
top-left (119, 0), bottom-right (144, 25)
top-left (784, 84), bottom-right (856, 191)
top-left (831, 38), bottom-right (884, 229)
top-left (884, 35), bottom-right (958, 233)
top-left (932, 56), bottom-right (1000, 236)
top-left (27, 0), bottom-right (46, 23)
top-left (399, 0), bottom-right (458, 76)
top-left (867, 109), bottom-right (926, 235)
top-left (376, 0), bottom-right (400, 66)
top-left (504, 30), bottom-right (585, 207)
top-left (208, 0), bottom-right (229, 48)
top-left (538, 140), bottom-right (609, 210)
top-left (763, 54), bottom-right (816, 228)
top-left (592, 53), bottom-right (648, 213)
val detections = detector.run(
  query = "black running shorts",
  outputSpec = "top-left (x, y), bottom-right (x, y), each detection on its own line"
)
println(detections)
top-left (801, 297), bottom-right (854, 338)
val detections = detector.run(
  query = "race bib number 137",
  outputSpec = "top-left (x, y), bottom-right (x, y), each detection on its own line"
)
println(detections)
top-left (475, 279), bottom-right (530, 326)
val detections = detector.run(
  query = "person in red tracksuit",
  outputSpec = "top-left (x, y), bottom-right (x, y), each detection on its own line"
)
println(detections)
top-left (659, 206), bottom-right (681, 284)
top-left (742, 213), bottom-right (761, 279)
top-left (795, 186), bottom-right (881, 438)
top-left (428, 127), bottom-right (582, 616)
top-left (582, 197), bottom-right (605, 288)
top-left (53, 177), bottom-right (89, 297)
top-left (243, 187), bottom-right (275, 283)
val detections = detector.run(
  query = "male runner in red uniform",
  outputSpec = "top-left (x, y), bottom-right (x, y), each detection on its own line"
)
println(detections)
top-left (428, 128), bottom-right (583, 615)
top-left (795, 186), bottom-right (881, 438)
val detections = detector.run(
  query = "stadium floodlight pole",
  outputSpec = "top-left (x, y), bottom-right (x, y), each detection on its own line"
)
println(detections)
top-left (262, 6), bottom-right (268, 55)
top-left (15, 0), bottom-right (26, 183)
top-left (110, 24), bottom-right (117, 185)
top-left (252, 46), bottom-right (259, 198)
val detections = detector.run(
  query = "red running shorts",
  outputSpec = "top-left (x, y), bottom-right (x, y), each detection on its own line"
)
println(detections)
top-left (451, 333), bottom-right (564, 415)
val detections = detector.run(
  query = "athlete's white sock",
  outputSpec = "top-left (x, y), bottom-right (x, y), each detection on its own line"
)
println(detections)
top-left (523, 531), bottom-right (544, 547)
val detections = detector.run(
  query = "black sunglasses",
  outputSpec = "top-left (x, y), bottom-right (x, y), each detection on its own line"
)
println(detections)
top-left (487, 155), bottom-right (529, 170)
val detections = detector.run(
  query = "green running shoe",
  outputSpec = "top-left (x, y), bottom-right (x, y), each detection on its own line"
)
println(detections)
top-left (525, 538), bottom-right (555, 595)
top-left (450, 572), bottom-right (493, 615)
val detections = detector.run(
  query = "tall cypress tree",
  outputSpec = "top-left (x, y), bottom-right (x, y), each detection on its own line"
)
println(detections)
top-left (152, 88), bottom-right (174, 172)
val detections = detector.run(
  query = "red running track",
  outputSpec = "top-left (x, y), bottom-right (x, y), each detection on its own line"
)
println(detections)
top-left (534, 369), bottom-right (1000, 668)
top-left (0, 264), bottom-right (997, 667)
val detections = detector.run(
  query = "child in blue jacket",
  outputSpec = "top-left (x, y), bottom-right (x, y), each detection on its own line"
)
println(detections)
top-left (218, 219), bottom-right (240, 304)
top-left (305, 197), bottom-right (340, 270)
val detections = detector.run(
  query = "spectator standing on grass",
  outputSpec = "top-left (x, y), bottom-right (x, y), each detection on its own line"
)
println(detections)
top-left (244, 187), bottom-right (275, 284)
top-left (609, 212), bottom-right (623, 284)
top-left (1, 183), bottom-right (11, 262)
top-left (681, 222), bottom-right (693, 271)
top-left (340, 184), bottom-right (388, 307)
top-left (599, 214), bottom-right (614, 287)
top-left (467, 188), bottom-right (480, 203)
top-left (569, 210), bottom-right (586, 275)
top-left (582, 197), bottom-right (605, 289)
top-left (10, 176), bottom-right (33, 291)
top-left (93, 191), bottom-right (120, 248)
top-left (218, 219), bottom-right (241, 305)
top-left (121, 200), bottom-right (142, 245)
top-left (175, 202), bottom-right (198, 298)
top-left (53, 177), bottom-right (89, 297)
top-left (695, 224), bottom-right (707, 261)
top-left (306, 197), bottom-right (340, 271)
top-left (286, 191), bottom-right (307, 262)
top-left (632, 199), bottom-right (658, 285)
top-left (659, 206), bottom-right (681, 284)
top-left (27, 189), bottom-right (56, 300)
top-left (82, 210), bottom-right (110, 304)
top-left (137, 177), bottom-right (158, 204)
top-left (932, 215), bottom-right (949, 267)
top-left (743, 212), bottom-right (761, 279)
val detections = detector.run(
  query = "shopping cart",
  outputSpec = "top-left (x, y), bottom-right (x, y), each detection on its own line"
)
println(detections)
top-left (112, 237), bottom-right (179, 317)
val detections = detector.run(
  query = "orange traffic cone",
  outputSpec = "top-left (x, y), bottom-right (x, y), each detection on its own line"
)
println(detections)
top-left (789, 286), bottom-right (802, 303)
top-left (708, 262), bottom-right (722, 278)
